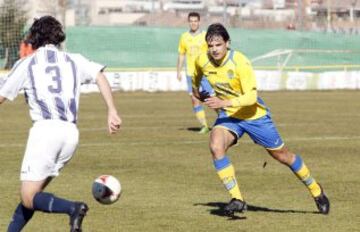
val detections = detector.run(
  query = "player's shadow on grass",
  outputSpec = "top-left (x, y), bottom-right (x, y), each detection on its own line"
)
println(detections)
top-left (194, 202), bottom-right (317, 219)
top-left (184, 127), bottom-right (213, 132)
top-left (194, 202), bottom-right (246, 220)
top-left (186, 127), bottom-right (202, 132)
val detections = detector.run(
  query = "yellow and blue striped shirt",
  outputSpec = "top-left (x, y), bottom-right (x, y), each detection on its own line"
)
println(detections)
top-left (193, 50), bottom-right (267, 120)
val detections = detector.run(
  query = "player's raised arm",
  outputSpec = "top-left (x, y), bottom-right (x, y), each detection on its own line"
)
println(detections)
top-left (95, 72), bottom-right (122, 134)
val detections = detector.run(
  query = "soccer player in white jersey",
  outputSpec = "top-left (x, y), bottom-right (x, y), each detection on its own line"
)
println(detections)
top-left (0, 16), bottom-right (121, 232)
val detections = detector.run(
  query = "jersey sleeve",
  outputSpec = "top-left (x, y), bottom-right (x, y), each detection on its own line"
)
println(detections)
top-left (0, 59), bottom-right (28, 101)
top-left (230, 54), bottom-right (257, 107)
top-left (74, 54), bottom-right (105, 84)
top-left (178, 34), bottom-right (186, 55)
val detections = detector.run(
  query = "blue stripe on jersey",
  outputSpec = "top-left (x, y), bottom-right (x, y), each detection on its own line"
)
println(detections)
top-left (65, 55), bottom-right (77, 95)
top-left (222, 50), bottom-right (234, 67)
top-left (229, 50), bottom-right (237, 66)
top-left (69, 99), bottom-right (77, 123)
top-left (65, 55), bottom-right (78, 123)
top-left (28, 58), bottom-right (51, 119)
top-left (37, 100), bottom-right (51, 119)
top-left (47, 50), bottom-right (57, 63)
top-left (55, 97), bottom-right (67, 121)
top-left (24, 92), bottom-right (29, 104)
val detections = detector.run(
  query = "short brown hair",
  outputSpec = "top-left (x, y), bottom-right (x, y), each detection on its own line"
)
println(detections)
top-left (206, 23), bottom-right (230, 43)
top-left (188, 12), bottom-right (200, 20)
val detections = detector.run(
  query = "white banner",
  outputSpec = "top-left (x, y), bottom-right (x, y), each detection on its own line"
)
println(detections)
top-left (80, 71), bottom-right (188, 93)
top-left (1, 70), bottom-right (360, 92)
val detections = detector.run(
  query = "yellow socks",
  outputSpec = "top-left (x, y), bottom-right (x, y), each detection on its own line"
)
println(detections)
top-left (213, 156), bottom-right (243, 200)
top-left (193, 105), bottom-right (208, 128)
top-left (290, 155), bottom-right (322, 197)
top-left (213, 155), bottom-right (321, 200)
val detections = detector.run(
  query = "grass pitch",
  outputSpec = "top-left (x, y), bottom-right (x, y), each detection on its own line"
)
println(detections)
top-left (0, 91), bottom-right (359, 231)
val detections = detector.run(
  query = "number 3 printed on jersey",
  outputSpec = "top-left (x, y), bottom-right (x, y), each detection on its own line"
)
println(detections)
top-left (46, 66), bottom-right (62, 93)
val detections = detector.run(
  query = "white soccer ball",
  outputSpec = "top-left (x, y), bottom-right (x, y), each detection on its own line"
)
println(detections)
top-left (92, 175), bottom-right (121, 204)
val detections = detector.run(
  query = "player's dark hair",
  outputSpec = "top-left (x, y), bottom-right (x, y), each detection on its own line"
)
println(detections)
top-left (188, 12), bottom-right (200, 20)
top-left (28, 16), bottom-right (66, 49)
top-left (205, 23), bottom-right (230, 42)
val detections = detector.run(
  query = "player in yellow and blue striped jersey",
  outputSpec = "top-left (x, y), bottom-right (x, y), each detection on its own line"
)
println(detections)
top-left (192, 23), bottom-right (330, 216)
top-left (176, 12), bottom-right (212, 134)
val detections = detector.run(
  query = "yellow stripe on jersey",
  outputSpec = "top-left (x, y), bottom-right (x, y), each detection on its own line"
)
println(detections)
top-left (193, 50), bottom-right (267, 120)
top-left (178, 31), bottom-right (207, 76)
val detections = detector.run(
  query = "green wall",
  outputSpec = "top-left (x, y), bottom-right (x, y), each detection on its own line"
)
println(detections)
top-left (66, 26), bottom-right (360, 69)
top-left (2, 26), bottom-right (360, 70)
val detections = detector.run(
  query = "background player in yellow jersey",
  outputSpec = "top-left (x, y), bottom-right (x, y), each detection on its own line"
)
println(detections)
top-left (177, 12), bottom-right (212, 134)
top-left (192, 23), bottom-right (330, 216)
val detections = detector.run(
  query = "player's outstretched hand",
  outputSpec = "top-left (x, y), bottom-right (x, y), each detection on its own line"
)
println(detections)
top-left (108, 110), bottom-right (122, 134)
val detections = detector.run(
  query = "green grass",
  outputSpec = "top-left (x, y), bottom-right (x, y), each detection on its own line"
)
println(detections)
top-left (0, 91), bottom-right (360, 231)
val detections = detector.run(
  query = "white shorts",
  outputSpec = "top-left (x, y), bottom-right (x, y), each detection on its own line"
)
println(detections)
top-left (20, 120), bottom-right (79, 181)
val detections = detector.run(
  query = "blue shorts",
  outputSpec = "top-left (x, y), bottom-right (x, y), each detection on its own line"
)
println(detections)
top-left (186, 75), bottom-right (214, 96)
top-left (213, 112), bottom-right (284, 150)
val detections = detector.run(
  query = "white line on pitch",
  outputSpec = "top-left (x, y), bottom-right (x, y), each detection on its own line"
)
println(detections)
top-left (1, 135), bottom-right (360, 148)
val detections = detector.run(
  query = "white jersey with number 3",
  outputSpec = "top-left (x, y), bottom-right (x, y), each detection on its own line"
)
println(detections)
top-left (0, 44), bottom-right (104, 123)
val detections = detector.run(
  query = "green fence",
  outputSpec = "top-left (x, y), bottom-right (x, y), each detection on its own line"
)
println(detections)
top-left (66, 26), bottom-right (360, 71)
top-left (2, 26), bottom-right (360, 71)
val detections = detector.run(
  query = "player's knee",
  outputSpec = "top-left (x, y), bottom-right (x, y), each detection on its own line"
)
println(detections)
top-left (20, 187), bottom-right (40, 209)
top-left (269, 148), bottom-right (294, 165)
top-left (21, 193), bottom-right (35, 209)
top-left (209, 142), bottom-right (225, 158)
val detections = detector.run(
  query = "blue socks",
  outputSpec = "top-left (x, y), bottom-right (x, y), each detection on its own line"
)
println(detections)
top-left (7, 204), bottom-right (34, 232)
top-left (8, 192), bottom-right (78, 231)
top-left (213, 156), bottom-right (231, 171)
top-left (290, 154), bottom-right (303, 172)
top-left (33, 192), bottom-right (77, 215)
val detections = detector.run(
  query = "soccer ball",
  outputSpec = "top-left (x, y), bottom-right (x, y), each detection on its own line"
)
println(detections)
top-left (92, 175), bottom-right (121, 204)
